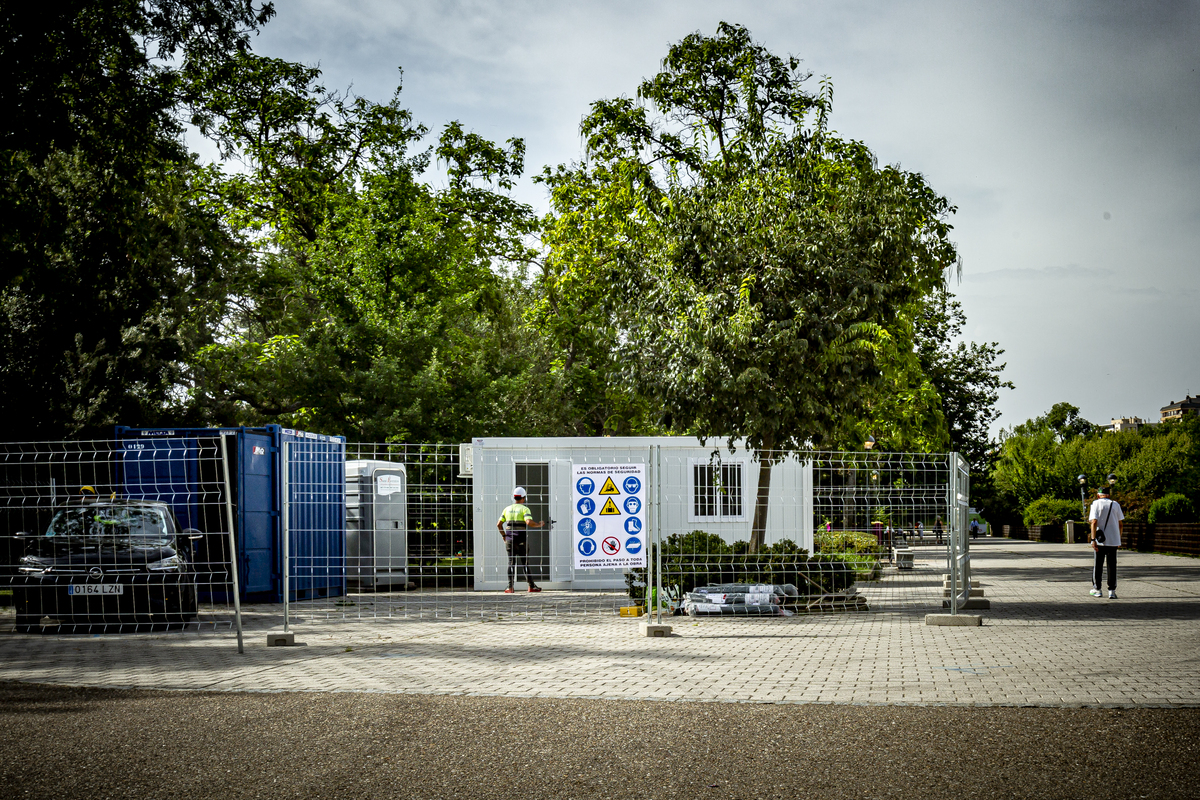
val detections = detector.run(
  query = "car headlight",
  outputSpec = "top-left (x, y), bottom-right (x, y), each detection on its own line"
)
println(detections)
top-left (146, 555), bottom-right (184, 572)
top-left (18, 557), bottom-right (50, 575)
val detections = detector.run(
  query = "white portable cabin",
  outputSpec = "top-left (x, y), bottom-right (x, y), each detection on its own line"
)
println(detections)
top-left (462, 437), bottom-right (814, 591)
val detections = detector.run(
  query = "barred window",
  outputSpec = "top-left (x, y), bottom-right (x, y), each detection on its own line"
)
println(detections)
top-left (689, 460), bottom-right (747, 522)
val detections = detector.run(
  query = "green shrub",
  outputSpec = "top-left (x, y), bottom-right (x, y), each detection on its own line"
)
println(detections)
top-left (625, 534), bottom-right (860, 599)
top-left (1147, 493), bottom-right (1196, 524)
top-left (814, 529), bottom-right (883, 555)
top-left (1022, 496), bottom-right (1081, 526)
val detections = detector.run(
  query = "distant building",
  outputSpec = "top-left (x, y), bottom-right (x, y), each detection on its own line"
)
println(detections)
top-left (1104, 416), bottom-right (1150, 433)
top-left (1160, 395), bottom-right (1200, 423)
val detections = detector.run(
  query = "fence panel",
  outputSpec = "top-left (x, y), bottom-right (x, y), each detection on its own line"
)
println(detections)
top-left (1, 438), bottom-right (241, 635)
top-left (277, 443), bottom-right (960, 623)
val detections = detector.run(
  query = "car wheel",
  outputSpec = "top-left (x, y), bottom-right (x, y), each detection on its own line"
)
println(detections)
top-left (182, 583), bottom-right (199, 620)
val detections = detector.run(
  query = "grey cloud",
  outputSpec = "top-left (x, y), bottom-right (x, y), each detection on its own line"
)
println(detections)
top-left (967, 265), bottom-right (1115, 282)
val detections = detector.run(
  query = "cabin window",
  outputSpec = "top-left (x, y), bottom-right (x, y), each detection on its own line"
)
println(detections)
top-left (688, 459), bottom-right (748, 522)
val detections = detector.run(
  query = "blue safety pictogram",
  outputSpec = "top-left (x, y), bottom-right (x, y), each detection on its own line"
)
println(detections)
top-left (623, 476), bottom-right (641, 495)
top-left (577, 538), bottom-right (597, 557)
top-left (623, 496), bottom-right (641, 515)
top-left (577, 517), bottom-right (597, 537)
top-left (625, 536), bottom-right (643, 554)
top-left (624, 516), bottom-right (642, 534)
top-left (576, 476), bottom-right (595, 496)
top-left (577, 497), bottom-right (596, 516)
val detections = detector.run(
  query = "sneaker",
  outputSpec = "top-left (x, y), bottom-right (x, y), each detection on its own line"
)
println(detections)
top-left (1089, 589), bottom-right (1102, 597)
top-left (528, 586), bottom-right (542, 593)
top-left (503, 587), bottom-right (515, 594)
top-left (1109, 591), bottom-right (1118, 599)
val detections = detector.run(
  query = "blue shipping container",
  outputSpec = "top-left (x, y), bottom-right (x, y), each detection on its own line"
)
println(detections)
top-left (114, 425), bottom-right (346, 603)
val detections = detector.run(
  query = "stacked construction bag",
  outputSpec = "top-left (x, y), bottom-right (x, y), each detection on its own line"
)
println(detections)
top-left (682, 583), bottom-right (799, 617)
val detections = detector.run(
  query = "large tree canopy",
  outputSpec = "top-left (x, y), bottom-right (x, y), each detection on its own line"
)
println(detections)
top-left (538, 23), bottom-right (959, 547)
top-left (0, 1), bottom-right (271, 436)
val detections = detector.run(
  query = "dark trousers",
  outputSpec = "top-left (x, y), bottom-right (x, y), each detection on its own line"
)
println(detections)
top-left (1093, 545), bottom-right (1118, 591)
top-left (505, 532), bottom-right (534, 588)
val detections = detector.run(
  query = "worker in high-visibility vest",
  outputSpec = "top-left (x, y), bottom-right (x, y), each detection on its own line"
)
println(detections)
top-left (497, 486), bottom-right (544, 593)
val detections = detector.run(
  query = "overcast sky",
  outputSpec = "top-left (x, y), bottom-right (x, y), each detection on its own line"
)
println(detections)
top-left (204, 0), bottom-right (1200, 436)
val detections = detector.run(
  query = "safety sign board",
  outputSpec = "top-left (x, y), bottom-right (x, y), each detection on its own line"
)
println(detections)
top-left (572, 462), bottom-right (646, 570)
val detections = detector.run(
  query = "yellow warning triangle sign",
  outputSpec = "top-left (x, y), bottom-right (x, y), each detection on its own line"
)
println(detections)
top-left (599, 497), bottom-right (621, 515)
top-left (599, 476), bottom-right (620, 495)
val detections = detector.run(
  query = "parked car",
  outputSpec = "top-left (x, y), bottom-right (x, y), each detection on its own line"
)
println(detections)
top-left (13, 498), bottom-right (200, 632)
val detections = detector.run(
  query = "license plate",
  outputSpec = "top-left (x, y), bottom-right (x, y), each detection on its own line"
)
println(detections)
top-left (68, 584), bottom-right (125, 596)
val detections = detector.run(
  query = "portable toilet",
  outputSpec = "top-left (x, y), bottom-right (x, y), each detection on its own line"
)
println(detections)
top-left (345, 460), bottom-right (408, 590)
top-left (113, 425), bottom-right (347, 603)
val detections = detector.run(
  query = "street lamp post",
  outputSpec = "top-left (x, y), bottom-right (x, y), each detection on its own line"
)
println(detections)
top-left (865, 436), bottom-right (886, 558)
top-left (1078, 474), bottom-right (1088, 521)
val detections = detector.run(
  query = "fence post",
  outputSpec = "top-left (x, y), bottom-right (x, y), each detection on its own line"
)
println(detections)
top-left (282, 440), bottom-right (290, 633)
top-left (220, 433), bottom-right (245, 653)
top-left (655, 444), bottom-right (662, 625)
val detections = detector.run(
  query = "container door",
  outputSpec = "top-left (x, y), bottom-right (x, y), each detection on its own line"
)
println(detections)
top-left (239, 432), bottom-right (275, 596)
top-left (283, 434), bottom-right (347, 601)
top-left (550, 459), bottom-right (573, 583)
top-left (514, 462), bottom-right (550, 582)
top-left (345, 471), bottom-right (370, 587)
top-left (372, 467), bottom-right (407, 587)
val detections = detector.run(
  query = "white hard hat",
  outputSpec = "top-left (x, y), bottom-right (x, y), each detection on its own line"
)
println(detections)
top-left (512, 486), bottom-right (527, 499)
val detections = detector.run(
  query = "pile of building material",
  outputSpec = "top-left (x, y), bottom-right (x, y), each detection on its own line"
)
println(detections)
top-left (683, 583), bottom-right (798, 616)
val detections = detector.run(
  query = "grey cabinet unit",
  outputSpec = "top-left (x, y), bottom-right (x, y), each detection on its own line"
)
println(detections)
top-left (345, 460), bottom-right (408, 590)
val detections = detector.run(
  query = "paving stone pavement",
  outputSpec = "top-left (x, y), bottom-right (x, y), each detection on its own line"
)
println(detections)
top-left (2, 538), bottom-right (1198, 707)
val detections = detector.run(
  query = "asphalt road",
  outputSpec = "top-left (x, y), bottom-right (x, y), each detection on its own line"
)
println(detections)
top-left (2, 682), bottom-right (1198, 799)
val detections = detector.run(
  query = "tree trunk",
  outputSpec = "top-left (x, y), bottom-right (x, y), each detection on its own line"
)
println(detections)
top-left (750, 456), bottom-right (774, 554)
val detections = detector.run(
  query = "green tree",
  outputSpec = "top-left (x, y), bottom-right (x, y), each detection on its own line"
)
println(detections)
top-left (1011, 402), bottom-right (1095, 441)
top-left (188, 54), bottom-right (545, 441)
top-left (539, 23), bottom-right (957, 549)
top-left (0, 1), bottom-right (271, 436)
top-left (915, 287), bottom-right (1012, 464)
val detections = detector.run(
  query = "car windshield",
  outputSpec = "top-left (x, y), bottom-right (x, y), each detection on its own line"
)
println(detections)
top-left (45, 506), bottom-right (174, 542)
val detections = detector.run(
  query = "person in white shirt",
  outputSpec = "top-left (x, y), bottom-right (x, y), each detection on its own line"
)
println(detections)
top-left (1088, 486), bottom-right (1124, 599)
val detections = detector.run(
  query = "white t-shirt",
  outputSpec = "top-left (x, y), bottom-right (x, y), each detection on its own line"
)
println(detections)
top-left (1088, 497), bottom-right (1124, 547)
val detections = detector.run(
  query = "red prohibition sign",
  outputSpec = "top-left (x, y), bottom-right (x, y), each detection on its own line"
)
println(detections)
top-left (602, 536), bottom-right (621, 555)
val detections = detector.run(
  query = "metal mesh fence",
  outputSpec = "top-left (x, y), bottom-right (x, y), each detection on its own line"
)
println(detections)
top-left (281, 443), bottom-right (965, 623)
top-left (2, 438), bottom-right (967, 634)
